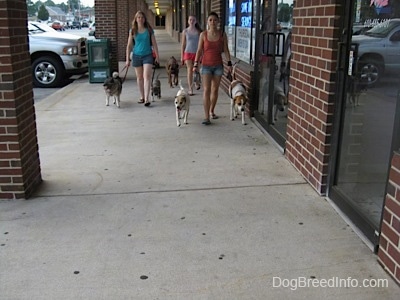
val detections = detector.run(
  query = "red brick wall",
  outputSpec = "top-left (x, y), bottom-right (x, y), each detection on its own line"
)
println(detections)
top-left (0, 0), bottom-right (41, 199)
top-left (378, 151), bottom-right (400, 284)
top-left (285, 1), bottom-right (341, 195)
top-left (94, 0), bottom-right (119, 71)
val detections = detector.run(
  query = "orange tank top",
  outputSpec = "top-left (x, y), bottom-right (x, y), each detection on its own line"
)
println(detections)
top-left (202, 31), bottom-right (223, 67)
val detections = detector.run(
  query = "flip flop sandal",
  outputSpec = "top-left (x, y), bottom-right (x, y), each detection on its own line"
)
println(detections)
top-left (211, 114), bottom-right (218, 119)
top-left (144, 101), bottom-right (151, 107)
top-left (138, 98), bottom-right (145, 104)
top-left (202, 119), bottom-right (211, 125)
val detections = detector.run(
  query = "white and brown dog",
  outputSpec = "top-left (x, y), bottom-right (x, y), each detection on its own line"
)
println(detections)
top-left (229, 64), bottom-right (248, 125)
top-left (273, 84), bottom-right (288, 122)
top-left (103, 71), bottom-right (122, 108)
top-left (174, 82), bottom-right (190, 127)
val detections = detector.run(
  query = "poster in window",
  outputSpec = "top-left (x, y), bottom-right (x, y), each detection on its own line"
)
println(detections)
top-left (235, 0), bottom-right (253, 63)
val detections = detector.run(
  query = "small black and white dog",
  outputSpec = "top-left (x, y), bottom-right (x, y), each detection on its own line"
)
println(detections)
top-left (103, 72), bottom-right (122, 108)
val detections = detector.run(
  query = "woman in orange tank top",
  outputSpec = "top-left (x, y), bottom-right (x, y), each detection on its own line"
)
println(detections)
top-left (193, 12), bottom-right (232, 125)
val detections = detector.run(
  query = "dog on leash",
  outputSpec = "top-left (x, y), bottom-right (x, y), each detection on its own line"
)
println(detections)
top-left (273, 84), bottom-right (288, 122)
top-left (174, 82), bottom-right (190, 127)
top-left (347, 76), bottom-right (367, 108)
top-left (166, 56), bottom-right (179, 88)
top-left (103, 71), bottom-right (122, 108)
top-left (229, 63), bottom-right (248, 125)
top-left (151, 73), bottom-right (161, 101)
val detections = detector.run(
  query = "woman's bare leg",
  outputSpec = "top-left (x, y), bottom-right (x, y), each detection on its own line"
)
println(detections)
top-left (143, 63), bottom-right (153, 103)
top-left (186, 60), bottom-right (194, 93)
top-left (202, 73), bottom-right (213, 121)
top-left (134, 66), bottom-right (144, 100)
top-left (210, 75), bottom-right (222, 117)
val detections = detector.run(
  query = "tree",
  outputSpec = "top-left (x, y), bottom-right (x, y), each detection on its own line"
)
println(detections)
top-left (37, 4), bottom-right (49, 21)
top-left (277, 4), bottom-right (291, 23)
top-left (27, 0), bottom-right (37, 17)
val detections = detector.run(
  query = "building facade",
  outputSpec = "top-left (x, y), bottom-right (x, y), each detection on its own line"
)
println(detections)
top-left (0, 0), bottom-right (399, 284)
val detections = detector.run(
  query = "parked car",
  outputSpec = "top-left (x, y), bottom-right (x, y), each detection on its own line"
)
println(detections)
top-left (280, 22), bottom-right (291, 30)
top-left (352, 19), bottom-right (400, 86)
top-left (51, 21), bottom-right (65, 31)
top-left (70, 21), bottom-right (82, 29)
top-left (88, 22), bottom-right (96, 36)
top-left (81, 20), bottom-right (89, 28)
top-left (28, 21), bottom-right (88, 88)
top-left (352, 23), bottom-right (375, 35)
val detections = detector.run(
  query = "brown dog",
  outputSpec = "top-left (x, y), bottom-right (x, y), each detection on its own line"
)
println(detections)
top-left (166, 56), bottom-right (179, 88)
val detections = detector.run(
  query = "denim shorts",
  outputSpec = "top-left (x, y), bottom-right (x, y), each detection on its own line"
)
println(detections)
top-left (201, 65), bottom-right (223, 76)
top-left (131, 53), bottom-right (154, 67)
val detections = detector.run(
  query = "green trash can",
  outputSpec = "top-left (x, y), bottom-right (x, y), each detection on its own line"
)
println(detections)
top-left (87, 39), bottom-right (112, 83)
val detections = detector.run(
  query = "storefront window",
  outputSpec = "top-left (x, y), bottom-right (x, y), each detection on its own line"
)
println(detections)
top-left (334, 0), bottom-right (400, 232)
top-left (225, 0), bottom-right (256, 65)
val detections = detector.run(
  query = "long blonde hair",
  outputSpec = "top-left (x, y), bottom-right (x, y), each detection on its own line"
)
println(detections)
top-left (131, 11), bottom-right (152, 36)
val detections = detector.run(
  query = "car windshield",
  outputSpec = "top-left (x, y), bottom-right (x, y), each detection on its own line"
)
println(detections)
top-left (28, 22), bottom-right (55, 34)
top-left (364, 19), bottom-right (400, 37)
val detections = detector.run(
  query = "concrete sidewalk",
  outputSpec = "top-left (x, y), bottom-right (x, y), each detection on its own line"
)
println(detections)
top-left (0, 30), bottom-right (398, 299)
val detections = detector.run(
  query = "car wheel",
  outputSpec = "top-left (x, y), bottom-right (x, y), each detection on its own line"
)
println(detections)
top-left (358, 59), bottom-right (382, 86)
top-left (32, 56), bottom-right (65, 88)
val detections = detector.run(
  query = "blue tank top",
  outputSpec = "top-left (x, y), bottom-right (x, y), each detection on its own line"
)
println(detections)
top-left (132, 29), bottom-right (152, 56)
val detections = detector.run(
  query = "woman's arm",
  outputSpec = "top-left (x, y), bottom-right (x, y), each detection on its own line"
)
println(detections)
top-left (223, 32), bottom-right (232, 71)
top-left (193, 32), bottom-right (204, 71)
top-left (125, 31), bottom-right (133, 66)
top-left (151, 33), bottom-right (159, 64)
top-left (181, 29), bottom-right (186, 64)
top-left (194, 32), bottom-right (204, 63)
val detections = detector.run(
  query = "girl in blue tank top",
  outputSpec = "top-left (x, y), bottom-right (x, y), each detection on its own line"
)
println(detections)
top-left (125, 11), bottom-right (159, 106)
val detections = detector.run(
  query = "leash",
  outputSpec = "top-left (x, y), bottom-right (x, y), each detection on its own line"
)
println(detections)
top-left (120, 64), bottom-right (129, 83)
top-left (151, 63), bottom-right (157, 84)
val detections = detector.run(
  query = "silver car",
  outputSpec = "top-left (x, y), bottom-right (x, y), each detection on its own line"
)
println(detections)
top-left (352, 19), bottom-right (400, 86)
top-left (28, 21), bottom-right (88, 88)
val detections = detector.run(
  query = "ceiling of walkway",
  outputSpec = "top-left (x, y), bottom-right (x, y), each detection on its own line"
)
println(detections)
top-left (145, 0), bottom-right (171, 16)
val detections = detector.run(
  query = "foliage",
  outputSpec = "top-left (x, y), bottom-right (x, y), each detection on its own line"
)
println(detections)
top-left (37, 4), bottom-right (49, 21)
top-left (277, 3), bottom-right (292, 23)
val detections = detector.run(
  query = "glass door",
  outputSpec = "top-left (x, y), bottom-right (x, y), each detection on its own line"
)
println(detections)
top-left (254, 0), bottom-right (293, 148)
top-left (330, 0), bottom-right (400, 247)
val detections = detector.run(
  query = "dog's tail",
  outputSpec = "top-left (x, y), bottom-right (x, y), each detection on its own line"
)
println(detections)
top-left (232, 61), bottom-right (239, 81)
top-left (112, 71), bottom-right (119, 79)
top-left (179, 80), bottom-right (184, 91)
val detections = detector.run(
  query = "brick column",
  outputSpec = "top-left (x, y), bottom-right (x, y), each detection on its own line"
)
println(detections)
top-left (0, 0), bottom-right (41, 199)
top-left (285, 1), bottom-right (341, 195)
top-left (378, 151), bottom-right (400, 284)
